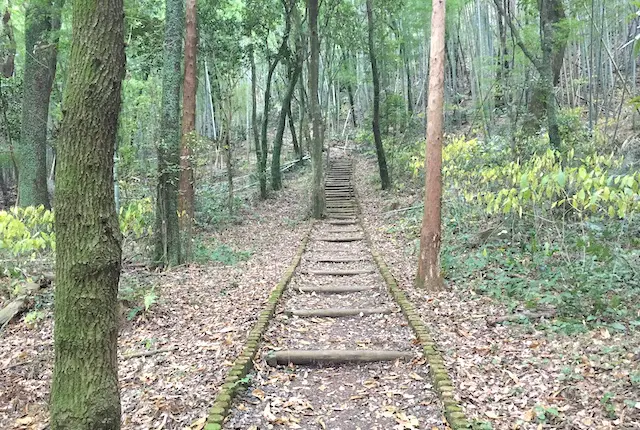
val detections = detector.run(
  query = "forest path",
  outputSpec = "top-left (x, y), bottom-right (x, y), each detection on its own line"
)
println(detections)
top-left (223, 157), bottom-right (449, 429)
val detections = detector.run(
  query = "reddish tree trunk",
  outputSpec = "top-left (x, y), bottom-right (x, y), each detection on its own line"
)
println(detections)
top-left (416, 0), bottom-right (446, 291)
top-left (179, 0), bottom-right (197, 260)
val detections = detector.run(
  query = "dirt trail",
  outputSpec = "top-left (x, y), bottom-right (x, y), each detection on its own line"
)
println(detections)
top-left (224, 157), bottom-right (447, 429)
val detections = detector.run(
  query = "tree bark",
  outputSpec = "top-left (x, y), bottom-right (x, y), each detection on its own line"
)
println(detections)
top-left (309, 0), bottom-right (324, 219)
top-left (155, 0), bottom-right (184, 267)
top-left (365, 0), bottom-right (390, 190)
top-left (179, 0), bottom-right (197, 262)
top-left (1, 9), bottom-right (16, 78)
top-left (50, 0), bottom-right (125, 427)
top-left (416, 0), bottom-right (446, 291)
top-left (17, 0), bottom-right (62, 208)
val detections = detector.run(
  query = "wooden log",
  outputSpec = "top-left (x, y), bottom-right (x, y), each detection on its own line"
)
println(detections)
top-left (324, 229), bottom-right (361, 235)
top-left (317, 236), bottom-right (363, 242)
top-left (487, 310), bottom-right (556, 326)
top-left (285, 307), bottom-right (392, 317)
top-left (297, 285), bottom-right (375, 293)
top-left (327, 220), bottom-right (357, 225)
top-left (312, 256), bottom-right (365, 262)
top-left (304, 268), bottom-right (374, 276)
top-left (0, 297), bottom-right (27, 328)
top-left (266, 349), bottom-right (417, 366)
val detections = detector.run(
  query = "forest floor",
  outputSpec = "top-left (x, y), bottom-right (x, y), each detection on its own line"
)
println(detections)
top-left (0, 167), bottom-right (312, 429)
top-left (1, 151), bottom-right (639, 430)
top-left (355, 156), bottom-right (640, 430)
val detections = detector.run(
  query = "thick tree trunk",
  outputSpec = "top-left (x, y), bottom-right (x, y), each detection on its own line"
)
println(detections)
top-left (179, 0), bottom-right (197, 261)
top-left (271, 63), bottom-right (301, 190)
top-left (17, 0), bottom-right (62, 208)
top-left (416, 0), bottom-right (446, 291)
top-left (155, 0), bottom-right (184, 266)
top-left (308, 0), bottom-right (324, 219)
top-left (50, 0), bottom-right (125, 427)
top-left (365, 0), bottom-right (390, 190)
top-left (259, 60), bottom-right (278, 198)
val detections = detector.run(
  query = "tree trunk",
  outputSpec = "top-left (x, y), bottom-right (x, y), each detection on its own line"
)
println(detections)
top-left (347, 83), bottom-right (357, 127)
top-left (179, 0), bottom-right (197, 262)
top-left (17, 0), bottom-right (62, 208)
top-left (537, 0), bottom-right (564, 150)
top-left (308, 0), bottom-right (324, 219)
top-left (365, 0), bottom-right (390, 190)
top-left (250, 44), bottom-right (261, 196)
top-left (0, 9), bottom-right (16, 78)
top-left (271, 62), bottom-right (301, 190)
top-left (416, 0), bottom-right (446, 291)
top-left (288, 105), bottom-right (301, 160)
top-left (50, 0), bottom-right (125, 427)
top-left (155, 0), bottom-right (183, 267)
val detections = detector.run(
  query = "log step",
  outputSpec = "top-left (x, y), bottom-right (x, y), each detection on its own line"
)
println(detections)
top-left (316, 236), bottom-right (363, 242)
top-left (327, 220), bottom-right (358, 225)
top-left (304, 269), bottom-right (375, 276)
top-left (266, 349), bottom-right (417, 367)
top-left (285, 307), bottom-right (392, 317)
top-left (296, 285), bottom-right (375, 293)
top-left (311, 256), bottom-right (366, 263)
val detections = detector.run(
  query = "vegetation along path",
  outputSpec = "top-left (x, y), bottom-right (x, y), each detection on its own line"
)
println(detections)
top-left (214, 156), bottom-right (468, 429)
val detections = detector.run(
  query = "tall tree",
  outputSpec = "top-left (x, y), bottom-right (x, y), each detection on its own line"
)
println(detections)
top-left (179, 0), bottom-right (197, 261)
top-left (17, 0), bottom-right (62, 208)
top-left (365, 0), bottom-right (390, 190)
top-left (308, 0), bottom-right (323, 218)
top-left (416, 0), bottom-right (446, 291)
top-left (492, 0), bottom-right (567, 150)
top-left (271, 4), bottom-right (303, 190)
top-left (50, 0), bottom-right (125, 426)
top-left (155, 0), bottom-right (184, 266)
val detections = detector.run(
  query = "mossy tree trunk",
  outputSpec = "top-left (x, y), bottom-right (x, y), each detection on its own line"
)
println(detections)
top-left (308, 0), bottom-right (323, 218)
top-left (155, 0), bottom-right (183, 267)
top-left (17, 0), bottom-right (62, 209)
top-left (365, 0), bottom-right (390, 190)
top-left (416, 0), bottom-right (446, 291)
top-left (50, 0), bottom-right (125, 427)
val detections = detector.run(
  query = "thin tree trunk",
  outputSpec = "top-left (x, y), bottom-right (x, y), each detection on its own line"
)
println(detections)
top-left (309, 0), bottom-right (324, 219)
top-left (155, 0), bottom-right (184, 266)
top-left (288, 106), bottom-right (301, 160)
top-left (250, 45), bottom-right (261, 194)
top-left (179, 0), bottom-right (197, 262)
top-left (347, 83), bottom-right (357, 127)
top-left (365, 0), bottom-right (390, 190)
top-left (17, 0), bottom-right (62, 208)
top-left (271, 62), bottom-right (301, 190)
top-left (416, 0), bottom-right (446, 291)
top-left (50, 0), bottom-right (125, 426)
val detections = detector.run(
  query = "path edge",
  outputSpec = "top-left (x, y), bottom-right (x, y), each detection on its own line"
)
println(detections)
top-left (204, 223), bottom-right (313, 430)
top-left (354, 201), bottom-right (470, 428)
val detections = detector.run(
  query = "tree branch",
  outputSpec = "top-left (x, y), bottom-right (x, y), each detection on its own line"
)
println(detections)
top-left (492, 0), bottom-right (541, 72)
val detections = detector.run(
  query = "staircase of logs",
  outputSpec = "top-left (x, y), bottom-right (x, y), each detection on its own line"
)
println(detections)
top-left (266, 157), bottom-right (418, 367)
top-left (220, 156), bottom-right (460, 429)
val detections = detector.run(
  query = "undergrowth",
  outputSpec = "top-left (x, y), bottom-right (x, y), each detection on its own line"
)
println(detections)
top-left (387, 123), bottom-right (640, 332)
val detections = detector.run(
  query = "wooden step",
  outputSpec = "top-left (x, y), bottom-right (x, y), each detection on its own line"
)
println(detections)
top-left (296, 285), bottom-right (374, 293)
top-left (317, 236), bottom-right (363, 242)
top-left (304, 269), bottom-right (375, 276)
top-left (327, 220), bottom-right (358, 225)
top-left (266, 350), bottom-right (417, 366)
top-left (285, 307), bottom-right (392, 317)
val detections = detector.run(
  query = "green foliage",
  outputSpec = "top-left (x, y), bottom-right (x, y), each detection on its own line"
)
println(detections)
top-left (0, 205), bottom-right (55, 258)
top-left (193, 240), bottom-right (252, 265)
top-left (119, 197), bottom-right (153, 239)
